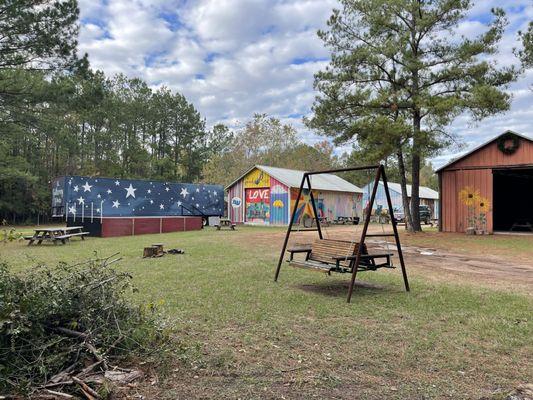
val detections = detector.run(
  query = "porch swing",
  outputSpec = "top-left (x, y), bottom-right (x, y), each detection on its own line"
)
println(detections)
top-left (273, 164), bottom-right (410, 303)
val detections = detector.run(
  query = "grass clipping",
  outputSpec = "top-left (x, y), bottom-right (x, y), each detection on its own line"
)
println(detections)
top-left (0, 254), bottom-right (169, 397)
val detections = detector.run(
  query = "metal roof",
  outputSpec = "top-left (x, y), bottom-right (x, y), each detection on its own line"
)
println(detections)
top-left (382, 181), bottom-right (439, 200)
top-left (435, 130), bottom-right (533, 172)
top-left (226, 165), bottom-right (364, 193)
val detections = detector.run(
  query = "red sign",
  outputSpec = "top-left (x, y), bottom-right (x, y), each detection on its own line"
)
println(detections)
top-left (246, 188), bottom-right (270, 203)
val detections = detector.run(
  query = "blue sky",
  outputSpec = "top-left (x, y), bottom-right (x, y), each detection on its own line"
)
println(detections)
top-left (78, 0), bottom-right (533, 167)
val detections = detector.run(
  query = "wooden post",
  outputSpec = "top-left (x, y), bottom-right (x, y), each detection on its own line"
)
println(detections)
top-left (381, 167), bottom-right (410, 292)
top-left (347, 166), bottom-right (382, 303)
top-left (306, 175), bottom-right (322, 239)
top-left (274, 173), bottom-right (307, 282)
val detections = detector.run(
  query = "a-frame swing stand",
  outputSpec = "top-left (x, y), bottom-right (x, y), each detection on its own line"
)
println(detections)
top-left (274, 164), bottom-right (410, 303)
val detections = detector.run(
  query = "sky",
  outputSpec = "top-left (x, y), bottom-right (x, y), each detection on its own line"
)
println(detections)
top-left (78, 0), bottom-right (533, 168)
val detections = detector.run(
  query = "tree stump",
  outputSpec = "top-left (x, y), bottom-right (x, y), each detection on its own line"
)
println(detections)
top-left (143, 244), bottom-right (164, 258)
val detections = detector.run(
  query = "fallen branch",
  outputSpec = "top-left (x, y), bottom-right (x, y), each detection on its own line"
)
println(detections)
top-left (72, 376), bottom-right (100, 399)
top-left (44, 389), bottom-right (74, 398)
top-left (55, 327), bottom-right (89, 339)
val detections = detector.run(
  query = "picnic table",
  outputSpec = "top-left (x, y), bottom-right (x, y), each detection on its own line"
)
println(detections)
top-left (24, 226), bottom-right (89, 245)
top-left (215, 218), bottom-right (236, 230)
top-left (332, 216), bottom-right (360, 225)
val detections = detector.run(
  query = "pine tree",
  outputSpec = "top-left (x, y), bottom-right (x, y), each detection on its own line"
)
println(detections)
top-left (307, 0), bottom-right (517, 231)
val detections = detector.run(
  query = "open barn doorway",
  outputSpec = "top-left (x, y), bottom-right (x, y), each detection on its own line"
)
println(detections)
top-left (493, 168), bottom-right (533, 232)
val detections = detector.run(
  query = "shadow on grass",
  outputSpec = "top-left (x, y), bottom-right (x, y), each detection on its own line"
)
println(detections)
top-left (294, 279), bottom-right (388, 298)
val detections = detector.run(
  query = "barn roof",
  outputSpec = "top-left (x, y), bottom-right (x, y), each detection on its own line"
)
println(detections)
top-left (383, 182), bottom-right (439, 200)
top-left (226, 165), bottom-right (364, 193)
top-left (435, 130), bottom-right (533, 172)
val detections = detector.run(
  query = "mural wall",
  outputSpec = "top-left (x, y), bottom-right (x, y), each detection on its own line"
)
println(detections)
top-left (290, 189), bottom-right (361, 224)
top-left (228, 167), bottom-right (362, 226)
top-left (270, 177), bottom-right (289, 225)
top-left (228, 179), bottom-right (244, 223)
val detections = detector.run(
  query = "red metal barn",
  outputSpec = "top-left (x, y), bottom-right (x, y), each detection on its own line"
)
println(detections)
top-left (437, 131), bottom-right (533, 233)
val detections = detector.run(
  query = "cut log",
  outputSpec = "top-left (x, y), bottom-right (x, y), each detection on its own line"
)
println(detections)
top-left (143, 244), bottom-right (164, 258)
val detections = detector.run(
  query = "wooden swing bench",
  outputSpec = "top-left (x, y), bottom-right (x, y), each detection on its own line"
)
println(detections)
top-left (287, 238), bottom-right (394, 274)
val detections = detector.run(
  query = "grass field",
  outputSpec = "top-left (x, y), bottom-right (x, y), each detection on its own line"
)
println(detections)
top-left (1, 226), bottom-right (532, 399)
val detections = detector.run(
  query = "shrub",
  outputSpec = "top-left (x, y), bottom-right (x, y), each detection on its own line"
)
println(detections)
top-left (0, 255), bottom-right (170, 396)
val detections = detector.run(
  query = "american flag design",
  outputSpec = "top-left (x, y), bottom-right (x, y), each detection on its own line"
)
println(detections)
top-left (52, 176), bottom-right (224, 220)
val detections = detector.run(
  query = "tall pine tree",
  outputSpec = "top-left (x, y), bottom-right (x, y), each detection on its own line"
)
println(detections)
top-left (307, 0), bottom-right (517, 231)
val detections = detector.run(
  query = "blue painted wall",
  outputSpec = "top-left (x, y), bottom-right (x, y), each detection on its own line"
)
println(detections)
top-left (362, 182), bottom-right (439, 218)
top-left (53, 176), bottom-right (224, 219)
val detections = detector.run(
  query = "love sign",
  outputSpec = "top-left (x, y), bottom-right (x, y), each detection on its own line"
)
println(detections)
top-left (245, 188), bottom-right (270, 203)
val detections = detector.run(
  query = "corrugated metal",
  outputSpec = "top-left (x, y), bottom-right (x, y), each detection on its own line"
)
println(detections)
top-left (270, 177), bottom-right (289, 225)
top-left (314, 191), bottom-right (361, 220)
top-left (227, 167), bottom-right (364, 225)
top-left (227, 179), bottom-right (244, 223)
top-left (362, 181), bottom-right (439, 218)
top-left (440, 169), bottom-right (492, 233)
top-left (436, 130), bottom-right (533, 171)
top-left (235, 165), bottom-right (364, 193)
top-left (384, 182), bottom-right (439, 199)
top-left (450, 139), bottom-right (533, 169)
top-left (439, 134), bottom-right (533, 233)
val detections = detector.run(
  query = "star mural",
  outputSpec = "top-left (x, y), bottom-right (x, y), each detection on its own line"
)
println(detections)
top-left (56, 176), bottom-right (224, 219)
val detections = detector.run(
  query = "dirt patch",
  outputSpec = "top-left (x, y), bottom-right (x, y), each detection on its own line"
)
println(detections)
top-left (240, 226), bottom-right (533, 294)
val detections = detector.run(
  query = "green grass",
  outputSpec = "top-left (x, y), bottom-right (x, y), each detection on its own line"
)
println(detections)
top-left (1, 226), bottom-right (532, 399)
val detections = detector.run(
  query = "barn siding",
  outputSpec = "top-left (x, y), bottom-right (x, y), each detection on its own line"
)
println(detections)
top-left (448, 138), bottom-right (533, 169)
top-left (227, 179), bottom-right (244, 223)
top-left (363, 182), bottom-right (439, 219)
top-left (315, 191), bottom-right (361, 220)
top-left (227, 167), bottom-right (363, 226)
top-left (269, 177), bottom-right (289, 225)
top-left (439, 134), bottom-right (533, 233)
top-left (441, 169), bottom-right (493, 233)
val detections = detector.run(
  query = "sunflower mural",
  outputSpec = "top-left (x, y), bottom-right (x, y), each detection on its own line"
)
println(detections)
top-left (458, 186), bottom-right (490, 234)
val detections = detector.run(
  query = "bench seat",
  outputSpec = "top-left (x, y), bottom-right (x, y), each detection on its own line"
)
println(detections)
top-left (287, 238), bottom-right (394, 273)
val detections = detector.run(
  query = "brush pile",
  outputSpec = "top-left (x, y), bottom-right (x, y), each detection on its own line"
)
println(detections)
top-left (0, 254), bottom-right (168, 398)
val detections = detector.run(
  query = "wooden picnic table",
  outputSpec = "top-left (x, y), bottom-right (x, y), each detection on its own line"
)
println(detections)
top-left (215, 218), bottom-right (236, 230)
top-left (25, 226), bottom-right (89, 245)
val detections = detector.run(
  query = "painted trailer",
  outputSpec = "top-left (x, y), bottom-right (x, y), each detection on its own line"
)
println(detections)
top-left (52, 176), bottom-right (224, 237)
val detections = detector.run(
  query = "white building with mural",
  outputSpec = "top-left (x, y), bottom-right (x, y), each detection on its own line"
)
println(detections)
top-left (226, 165), bottom-right (364, 225)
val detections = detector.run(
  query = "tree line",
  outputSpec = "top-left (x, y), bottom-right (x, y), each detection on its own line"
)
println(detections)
top-left (1, 0), bottom-right (531, 228)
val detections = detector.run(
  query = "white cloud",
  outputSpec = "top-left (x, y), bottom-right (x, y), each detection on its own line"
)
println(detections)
top-left (77, 0), bottom-right (533, 166)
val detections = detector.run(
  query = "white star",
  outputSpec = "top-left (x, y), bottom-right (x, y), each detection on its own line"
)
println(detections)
top-left (159, 204), bottom-right (164, 209)
top-left (73, 185), bottom-right (79, 192)
top-left (77, 196), bottom-right (85, 204)
top-left (177, 201), bottom-right (182, 206)
top-left (150, 199), bottom-right (154, 204)
top-left (196, 188), bottom-right (200, 193)
top-left (125, 184), bottom-right (137, 198)
top-left (97, 194), bottom-right (101, 199)
top-left (147, 189), bottom-right (151, 194)
top-left (214, 191), bottom-right (217, 196)
top-left (82, 181), bottom-right (92, 192)
top-left (69, 206), bottom-right (76, 215)
top-left (96, 208), bottom-right (100, 213)
top-left (180, 188), bottom-right (189, 198)
top-left (112, 200), bottom-right (120, 208)
top-left (115, 180), bottom-right (120, 186)
top-left (68, 179), bottom-right (72, 185)
top-left (196, 203), bottom-right (199, 208)
top-left (165, 187), bottom-right (170, 192)
top-left (107, 189), bottom-right (112, 194)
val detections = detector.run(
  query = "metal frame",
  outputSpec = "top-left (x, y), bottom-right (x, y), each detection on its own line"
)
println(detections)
top-left (274, 164), bottom-right (410, 303)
